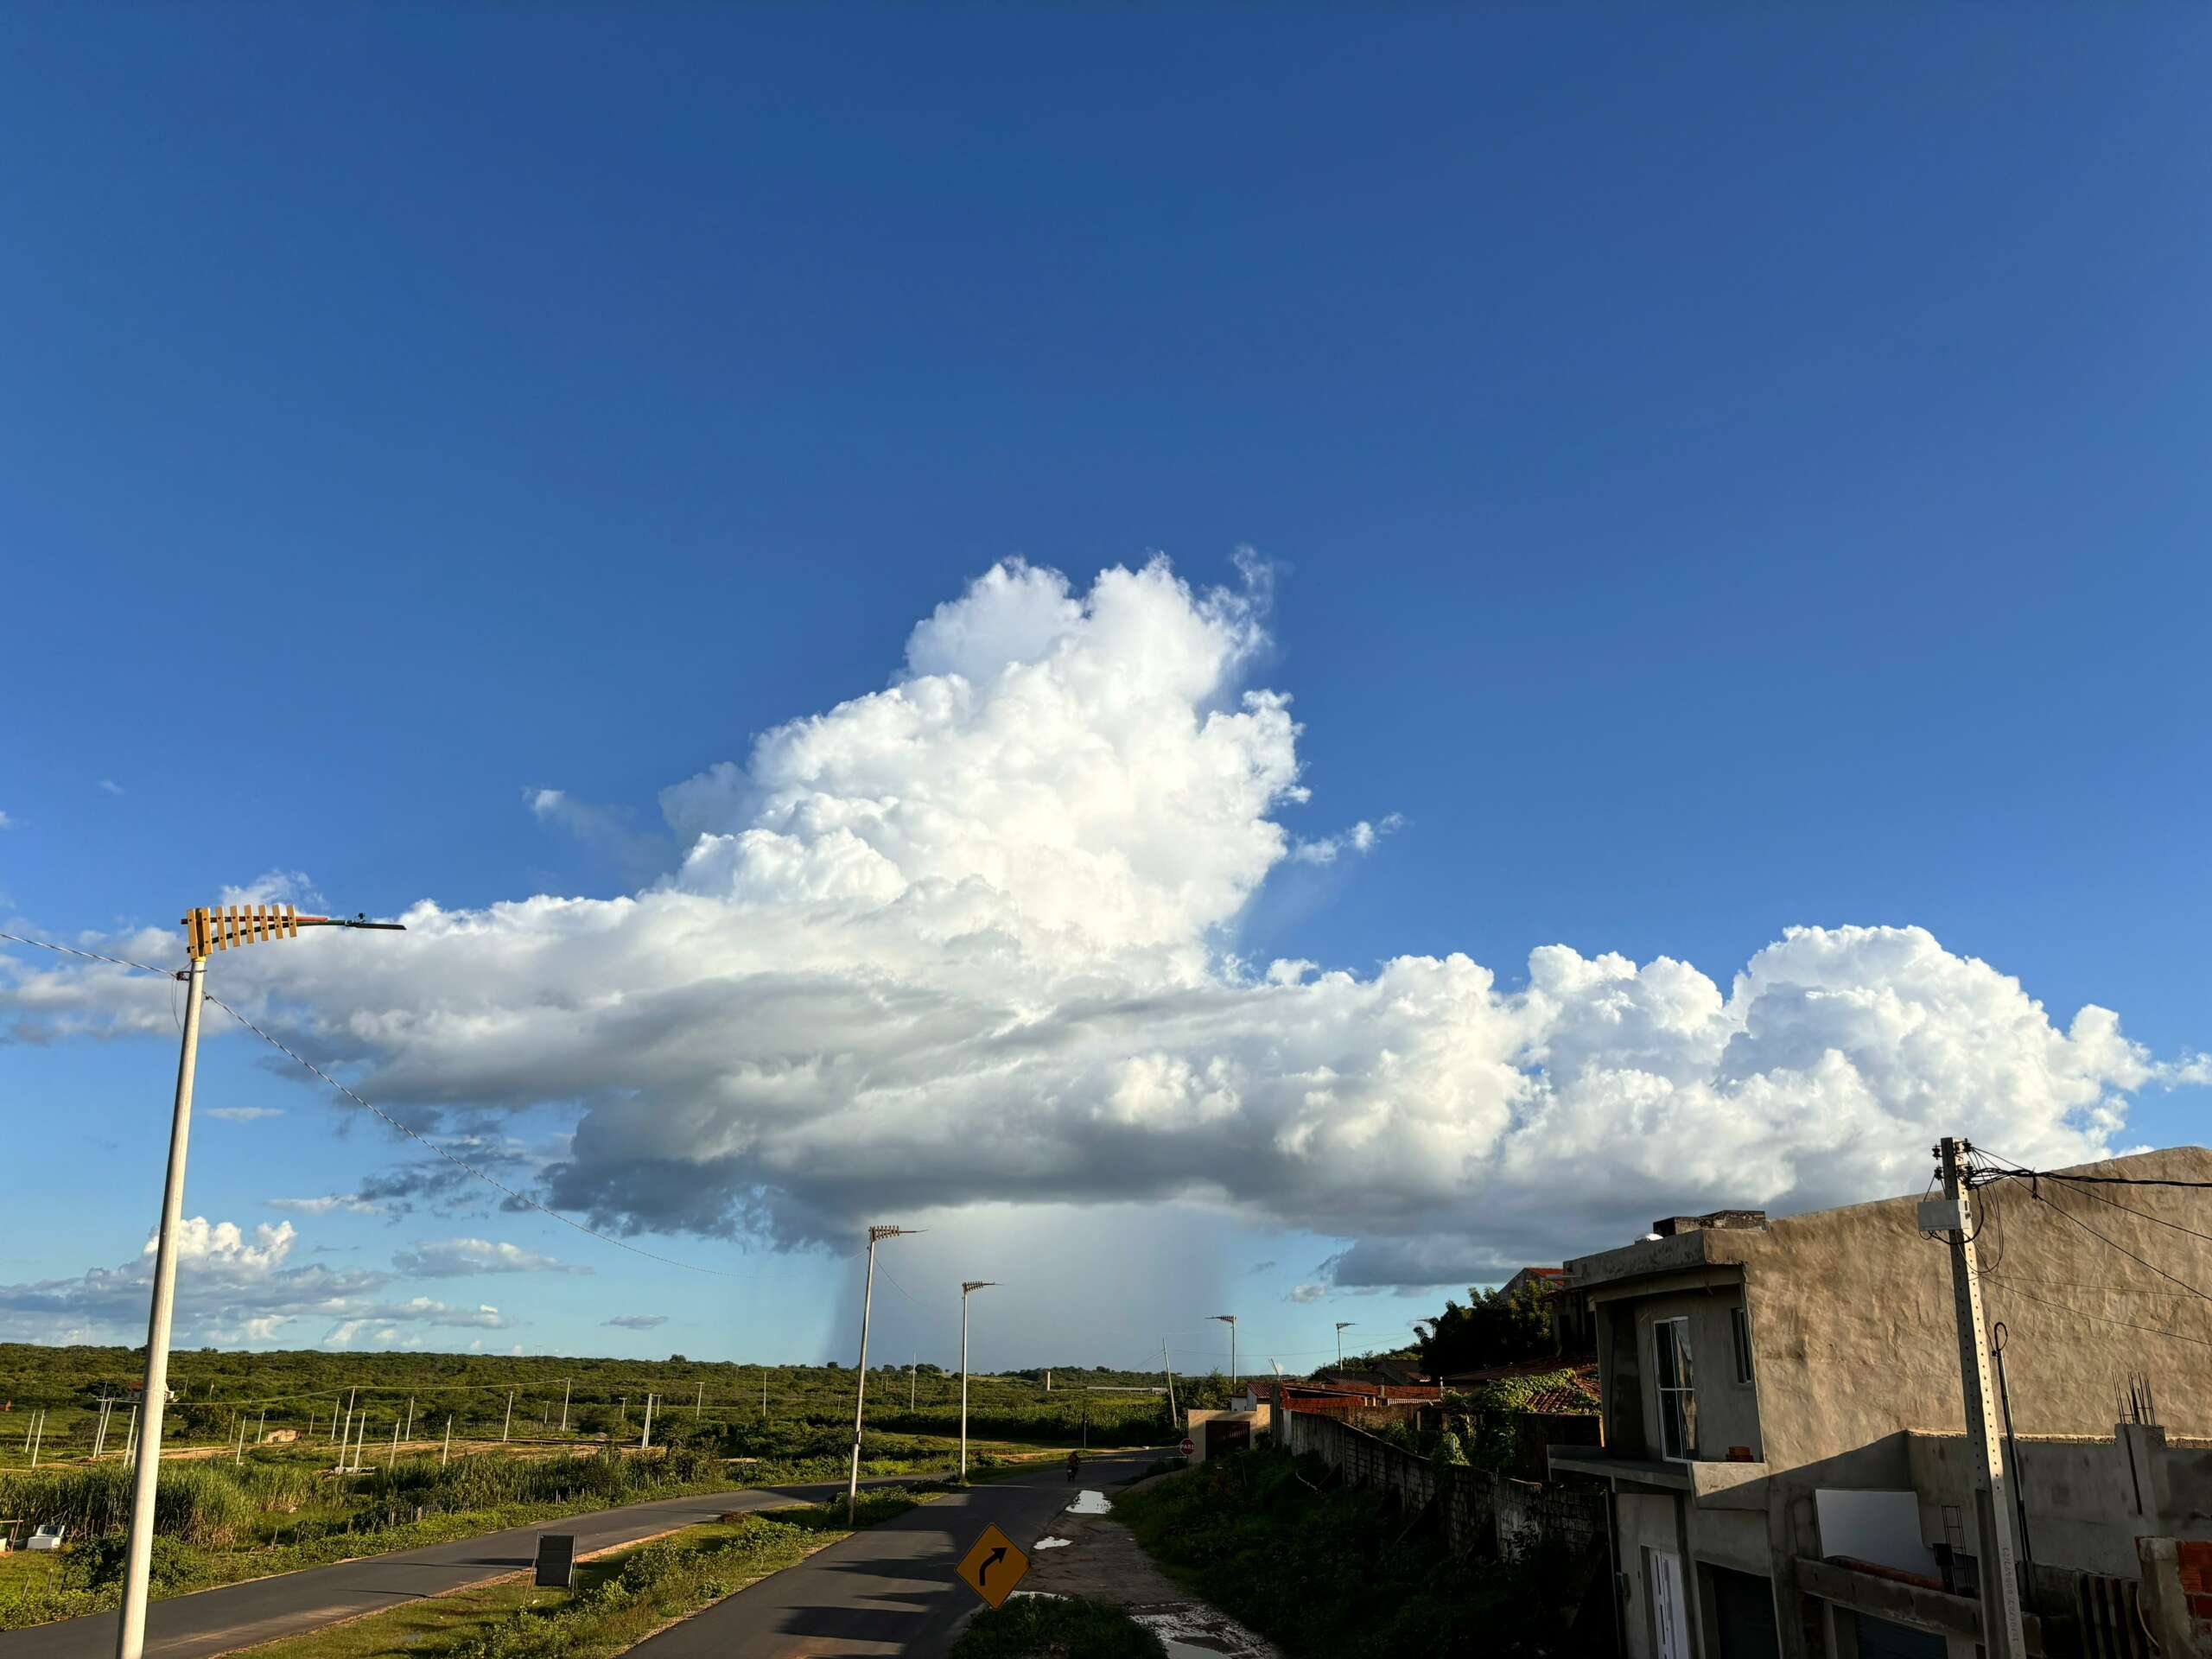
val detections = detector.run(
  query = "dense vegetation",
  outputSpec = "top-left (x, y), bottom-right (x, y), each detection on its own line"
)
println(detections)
top-left (1114, 1447), bottom-right (1591, 1658)
top-left (1412, 1281), bottom-right (1555, 1375)
top-left (951, 1597), bottom-right (1167, 1659)
top-left (0, 1344), bottom-right (1199, 1471)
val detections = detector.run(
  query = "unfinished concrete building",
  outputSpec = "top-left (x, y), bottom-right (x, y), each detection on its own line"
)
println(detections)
top-left (1549, 1146), bottom-right (2212, 1658)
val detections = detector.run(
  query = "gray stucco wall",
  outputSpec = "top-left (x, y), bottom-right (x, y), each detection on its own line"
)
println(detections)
top-left (1577, 1146), bottom-right (2212, 1477)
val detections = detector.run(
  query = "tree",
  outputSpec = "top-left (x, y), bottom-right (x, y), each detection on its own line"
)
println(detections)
top-left (1414, 1280), bottom-right (1554, 1376)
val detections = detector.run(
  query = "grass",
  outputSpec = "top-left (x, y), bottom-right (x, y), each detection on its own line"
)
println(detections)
top-left (224, 1491), bottom-right (921, 1659)
top-left (1113, 1447), bottom-right (1588, 1659)
top-left (0, 1446), bottom-right (952, 1633)
top-left (952, 1597), bottom-right (1167, 1658)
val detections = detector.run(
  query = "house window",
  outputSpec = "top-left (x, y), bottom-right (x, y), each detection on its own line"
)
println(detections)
top-left (1731, 1306), bottom-right (1753, 1384)
top-left (1655, 1317), bottom-right (1698, 1460)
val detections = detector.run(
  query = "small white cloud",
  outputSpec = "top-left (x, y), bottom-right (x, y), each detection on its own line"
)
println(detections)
top-left (1287, 1283), bottom-right (1328, 1304)
top-left (1289, 814), bottom-right (1405, 865)
top-left (98, 780), bottom-right (124, 797)
top-left (207, 1107), bottom-right (284, 1123)
top-left (268, 1194), bottom-right (381, 1216)
top-left (219, 869), bottom-right (323, 909)
top-left (605, 1313), bottom-right (670, 1331)
top-left (0, 810), bottom-right (12, 829)
top-left (392, 1238), bottom-right (588, 1278)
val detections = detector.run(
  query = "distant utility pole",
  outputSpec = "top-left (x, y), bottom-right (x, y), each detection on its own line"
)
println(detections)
top-left (502, 1390), bottom-right (514, 1444)
top-left (561, 1377), bottom-right (570, 1433)
top-left (257, 1407), bottom-right (267, 1446)
top-left (388, 1416), bottom-right (400, 1470)
top-left (848, 1224), bottom-right (921, 1522)
top-left (1924, 1137), bottom-right (2028, 1659)
top-left (1162, 1341), bottom-right (1177, 1425)
top-left (695, 1382), bottom-right (705, 1419)
top-left (442, 1416), bottom-right (453, 1468)
top-left (1335, 1322), bottom-right (1355, 1368)
top-left (1211, 1314), bottom-right (1238, 1395)
top-left (93, 1397), bottom-right (113, 1460)
top-left (760, 1368), bottom-right (767, 1421)
top-left (641, 1393), bottom-right (656, 1452)
top-left (28, 1411), bottom-right (46, 1468)
top-left (959, 1281), bottom-right (995, 1482)
top-left (123, 1403), bottom-right (138, 1467)
top-left (404, 1398), bottom-right (413, 1441)
top-left (232, 1419), bottom-right (244, 1466)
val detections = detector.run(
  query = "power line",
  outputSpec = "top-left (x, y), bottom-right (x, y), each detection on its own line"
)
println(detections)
top-left (0, 931), bottom-right (176, 978)
top-left (1974, 1152), bottom-right (2212, 1250)
top-left (1984, 1276), bottom-right (2212, 1352)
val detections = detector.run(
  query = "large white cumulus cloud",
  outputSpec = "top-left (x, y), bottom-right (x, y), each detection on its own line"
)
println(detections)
top-left (6, 557), bottom-right (2198, 1285)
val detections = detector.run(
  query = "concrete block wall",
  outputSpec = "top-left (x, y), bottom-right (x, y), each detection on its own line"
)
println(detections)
top-left (1281, 1409), bottom-right (1602, 1560)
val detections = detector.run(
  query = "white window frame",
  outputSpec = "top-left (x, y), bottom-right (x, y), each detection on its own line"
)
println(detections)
top-left (1731, 1305), bottom-right (1754, 1384)
top-left (1654, 1315), bottom-right (1698, 1462)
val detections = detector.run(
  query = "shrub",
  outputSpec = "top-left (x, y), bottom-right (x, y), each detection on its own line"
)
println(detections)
top-left (951, 1598), bottom-right (1167, 1658)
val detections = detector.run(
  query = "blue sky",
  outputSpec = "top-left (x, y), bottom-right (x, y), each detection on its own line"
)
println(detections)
top-left (2, 6), bottom-right (2206, 1371)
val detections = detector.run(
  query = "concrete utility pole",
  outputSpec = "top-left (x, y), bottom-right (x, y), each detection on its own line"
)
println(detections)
top-left (257, 1407), bottom-right (267, 1445)
top-left (561, 1377), bottom-right (570, 1433)
top-left (960, 1281), bottom-right (995, 1481)
top-left (695, 1382), bottom-right (705, 1419)
top-left (640, 1393), bottom-right (655, 1452)
top-left (442, 1416), bottom-right (453, 1468)
top-left (113, 945), bottom-right (206, 1659)
top-left (404, 1398), bottom-right (413, 1441)
top-left (388, 1415), bottom-right (400, 1470)
top-left (123, 1403), bottom-right (138, 1467)
top-left (1162, 1341), bottom-right (1178, 1425)
top-left (502, 1390), bottom-right (514, 1443)
top-left (1335, 1322), bottom-right (1355, 1368)
top-left (760, 1368), bottom-right (768, 1421)
top-left (909, 1357), bottom-right (917, 1412)
top-left (93, 1397), bottom-right (112, 1460)
top-left (848, 1224), bottom-right (920, 1522)
top-left (1211, 1314), bottom-right (1238, 1395)
top-left (1924, 1137), bottom-right (2029, 1659)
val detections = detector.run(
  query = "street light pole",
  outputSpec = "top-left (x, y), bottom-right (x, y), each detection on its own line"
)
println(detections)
top-left (848, 1225), bottom-right (919, 1522)
top-left (1211, 1315), bottom-right (1238, 1397)
top-left (960, 1281), bottom-right (995, 1482)
top-left (1335, 1322), bottom-right (1355, 1368)
top-left (115, 905), bottom-right (404, 1659)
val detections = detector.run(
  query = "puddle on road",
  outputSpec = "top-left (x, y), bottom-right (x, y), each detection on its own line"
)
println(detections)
top-left (1065, 1488), bottom-right (1112, 1514)
top-left (1034, 1535), bottom-right (1072, 1549)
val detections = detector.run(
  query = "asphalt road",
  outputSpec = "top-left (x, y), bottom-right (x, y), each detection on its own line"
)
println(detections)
top-left (0, 1475), bottom-right (897, 1659)
top-left (626, 1449), bottom-right (1160, 1659)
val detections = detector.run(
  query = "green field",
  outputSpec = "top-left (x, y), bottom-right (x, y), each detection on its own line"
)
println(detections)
top-left (0, 1344), bottom-right (1187, 1633)
top-left (0, 1344), bottom-right (1208, 1475)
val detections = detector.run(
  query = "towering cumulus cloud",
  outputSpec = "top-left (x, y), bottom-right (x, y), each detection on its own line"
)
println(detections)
top-left (7, 558), bottom-right (2196, 1284)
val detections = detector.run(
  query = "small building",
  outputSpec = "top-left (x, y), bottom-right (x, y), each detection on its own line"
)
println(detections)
top-left (1185, 1405), bottom-right (1272, 1462)
top-left (1548, 1146), bottom-right (2212, 1658)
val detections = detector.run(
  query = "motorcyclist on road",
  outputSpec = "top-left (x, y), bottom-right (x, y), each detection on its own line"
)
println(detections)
top-left (1066, 1450), bottom-right (1081, 1482)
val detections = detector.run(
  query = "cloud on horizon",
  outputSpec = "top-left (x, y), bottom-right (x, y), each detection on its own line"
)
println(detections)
top-left (5, 556), bottom-right (2205, 1295)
